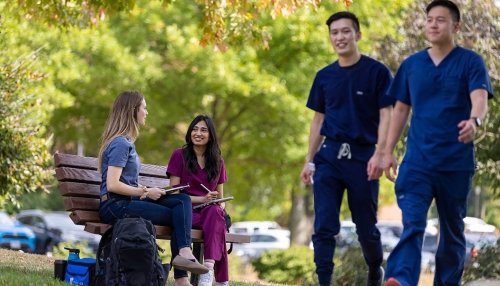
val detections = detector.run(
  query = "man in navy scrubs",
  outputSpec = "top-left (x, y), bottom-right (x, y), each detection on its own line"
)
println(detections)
top-left (382, 1), bottom-right (493, 286)
top-left (300, 11), bottom-right (394, 286)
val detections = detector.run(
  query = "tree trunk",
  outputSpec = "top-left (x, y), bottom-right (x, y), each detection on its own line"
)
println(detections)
top-left (289, 185), bottom-right (314, 246)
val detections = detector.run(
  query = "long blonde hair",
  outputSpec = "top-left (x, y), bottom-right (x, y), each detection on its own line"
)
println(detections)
top-left (98, 91), bottom-right (144, 172)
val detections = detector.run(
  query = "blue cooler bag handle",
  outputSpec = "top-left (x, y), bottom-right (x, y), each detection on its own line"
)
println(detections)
top-left (65, 258), bottom-right (96, 286)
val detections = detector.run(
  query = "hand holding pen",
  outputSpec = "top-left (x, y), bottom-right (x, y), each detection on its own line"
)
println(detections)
top-left (200, 184), bottom-right (219, 203)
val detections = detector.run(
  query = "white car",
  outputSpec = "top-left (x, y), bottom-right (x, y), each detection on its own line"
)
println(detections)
top-left (463, 217), bottom-right (497, 233)
top-left (428, 217), bottom-right (497, 234)
top-left (232, 229), bottom-right (290, 262)
top-left (230, 221), bottom-right (283, 234)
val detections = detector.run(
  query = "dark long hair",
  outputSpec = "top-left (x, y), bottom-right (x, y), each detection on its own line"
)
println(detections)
top-left (183, 115), bottom-right (221, 182)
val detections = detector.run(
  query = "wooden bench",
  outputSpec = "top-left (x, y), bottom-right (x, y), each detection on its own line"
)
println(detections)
top-left (53, 152), bottom-right (249, 283)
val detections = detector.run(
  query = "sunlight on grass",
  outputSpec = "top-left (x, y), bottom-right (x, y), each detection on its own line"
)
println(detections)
top-left (0, 248), bottom-right (289, 286)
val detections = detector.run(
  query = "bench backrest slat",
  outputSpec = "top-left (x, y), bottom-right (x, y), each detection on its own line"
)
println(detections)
top-left (54, 153), bottom-right (168, 178)
top-left (56, 167), bottom-right (101, 183)
top-left (63, 197), bottom-right (100, 212)
top-left (54, 153), bottom-right (97, 170)
top-left (56, 167), bottom-right (169, 189)
top-left (59, 182), bottom-right (100, 198)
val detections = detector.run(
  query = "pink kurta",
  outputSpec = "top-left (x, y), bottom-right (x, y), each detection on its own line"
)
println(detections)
top-left (167, 148), bottom-right (229, 282)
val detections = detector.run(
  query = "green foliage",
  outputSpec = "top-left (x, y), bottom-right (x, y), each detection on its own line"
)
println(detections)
top-left (52, 241), bottom-right (95, 259)
top-left (463, 239), bottom-right (500, 283)
top-left (16, 186), bottom-right (64, 212)
top-left (252, 245), bottom-right (375, 286)
top-left (333, 247), bottom-right (369, 286)
top-left (156, 239), bottom-right (173, 262)
top-left (1, 0), bottom-right (496, 233)
top-left (7, 0), bottom-right (354, 49)
top-left (0, 12), bottom-right (53, 212)
top-left (252, 246), bottom-right (317, 285)
top-left (12, 0), bottom-right (312, 221)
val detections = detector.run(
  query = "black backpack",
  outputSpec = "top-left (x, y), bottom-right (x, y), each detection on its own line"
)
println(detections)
top-left (94, 226), bottom-right (112, 286)
top-left (95, 217), bottom-right (167, 286)
top-left (223, 209), bottom-right (233, 254)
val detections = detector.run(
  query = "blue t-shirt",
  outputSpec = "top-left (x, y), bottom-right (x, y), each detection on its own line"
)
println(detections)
top-left (388, 46), bottom-right (494, 171)
top-left (307, 55), bottom-right (394, 146)
top-left (100, 136), bottom-right (140, 196)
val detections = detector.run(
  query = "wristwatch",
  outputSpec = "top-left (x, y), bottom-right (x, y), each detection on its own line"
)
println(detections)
top-left (471, 117), bottom-right (482, 127)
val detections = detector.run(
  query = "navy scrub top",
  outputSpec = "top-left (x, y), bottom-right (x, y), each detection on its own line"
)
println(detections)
top-left (388, 46), bottom-right (493, 171)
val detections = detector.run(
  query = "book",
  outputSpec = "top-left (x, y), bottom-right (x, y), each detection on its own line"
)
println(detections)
top-left (162, 184), bottom-right (190, 195)
top-left (193, 196), bottom-right (234, 210)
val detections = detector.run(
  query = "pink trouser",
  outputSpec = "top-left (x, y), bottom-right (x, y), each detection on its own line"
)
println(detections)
top-left (192, 205), bottom-right (228, 282)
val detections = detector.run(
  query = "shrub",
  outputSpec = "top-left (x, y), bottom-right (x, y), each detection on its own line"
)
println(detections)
top-left (252, 246), bottom-right (317, 285)
top-left (333, 246), bottom-right (369, 286)
top-left (463, 239), bottom-right (500, 283)
top-left (252, 245), bottom-right (375, 286)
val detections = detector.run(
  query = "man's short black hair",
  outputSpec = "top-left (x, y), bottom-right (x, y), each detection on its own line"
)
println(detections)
top-left (426, 0), bottom-right (460, 22)
top-left (326, 11), bottom-right (360, 32)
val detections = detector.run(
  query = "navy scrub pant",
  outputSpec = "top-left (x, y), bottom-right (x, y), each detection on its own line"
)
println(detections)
top-left (385, 162), bottom-right (473, 286)
top-left (312, 142), bottom-right (382, 285)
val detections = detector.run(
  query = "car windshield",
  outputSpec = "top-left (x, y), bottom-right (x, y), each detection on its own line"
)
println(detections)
top-left (0, 213), bottom-right (15, 227)
top-left (45, 213), bottom-right (84, 230)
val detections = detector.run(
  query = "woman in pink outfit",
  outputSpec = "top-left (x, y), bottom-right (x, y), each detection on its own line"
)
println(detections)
top-left (167, 115), bottom-right (229, 286)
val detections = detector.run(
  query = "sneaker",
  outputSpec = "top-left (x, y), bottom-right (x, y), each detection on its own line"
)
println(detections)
top-left (198, 269), bottom-right (214, 286)
top-left (215, 282), bottom-right (229, 286)
top-left (384, 277), bottom-right (402, 286)
top-left (367, 266), bottom-right (384, 286)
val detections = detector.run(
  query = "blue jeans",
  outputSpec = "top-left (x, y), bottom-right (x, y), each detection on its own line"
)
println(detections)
top-left (385, 162), bottom-right (472, 286)
top-left (100, 193), bottom-right (192, 279)
top-left (312, 141), bottom-right (382, 285)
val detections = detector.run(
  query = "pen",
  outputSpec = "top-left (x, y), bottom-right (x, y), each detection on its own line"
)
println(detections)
top-left (200, 184), bottom-right (211, 193)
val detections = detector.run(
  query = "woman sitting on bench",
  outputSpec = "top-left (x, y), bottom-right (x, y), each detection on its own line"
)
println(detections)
top-left (98, 91), bottom-right (208, 286)
top-left (167, 115), bottom-right (230, 286)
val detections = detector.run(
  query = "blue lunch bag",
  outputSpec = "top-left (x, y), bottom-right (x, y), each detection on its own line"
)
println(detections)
top-left (65, 257), bottom-right (96, 286)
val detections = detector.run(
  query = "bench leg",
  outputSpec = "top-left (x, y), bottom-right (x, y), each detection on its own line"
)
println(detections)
top-left (190, 242), bottom-right (204, 285)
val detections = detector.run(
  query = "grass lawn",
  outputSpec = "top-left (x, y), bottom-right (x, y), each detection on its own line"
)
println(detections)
top-left (0, 248), bottom-right (287, 286)
top-left (0, 248), bottom-right (66, 286)
top-left (0, 248), bottom-right (438, 285)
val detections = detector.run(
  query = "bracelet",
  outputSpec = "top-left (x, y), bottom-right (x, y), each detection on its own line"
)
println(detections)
top-left (307, 162), bottom-right (316, 172)
top-left (140, 186), bottom-right (148, 200)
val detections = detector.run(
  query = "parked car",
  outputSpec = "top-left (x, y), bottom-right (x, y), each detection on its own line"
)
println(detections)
top-left (230, 221), bottom-right (283, 234)
top-left (463, 217), bottom-right (497, 233)
top-left (232, 229), bottom-right (290, 262)
top-left (0, 211), bottom-right (36, 252)
top-left (420, 233), bottom-right (479, 272)
top-left (307, 220), bottom-right (358, 252)
top-left (428, 217), bottom-right (497, 234)
top-left (16, 210), bottom-right (100, 254)
top-left (333, 220), bottom-right (403, 253)
top-left (336, 220), bottom-right (359, 251)
top-left (377, 221), bottom-right (403, 252)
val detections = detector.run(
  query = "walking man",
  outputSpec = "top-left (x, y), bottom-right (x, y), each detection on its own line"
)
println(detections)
top-left (300, 11), bottom-right (393, 286)
top-left (382, 1), bottom-right (493, 285)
